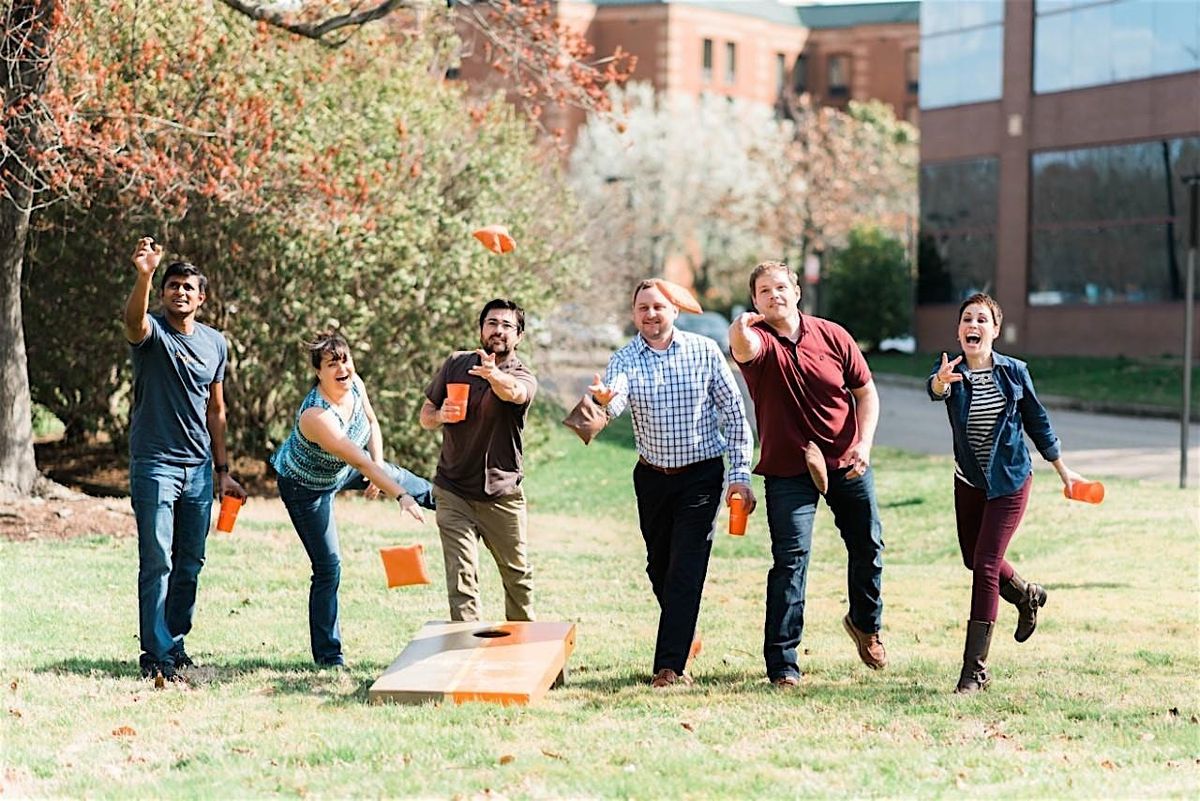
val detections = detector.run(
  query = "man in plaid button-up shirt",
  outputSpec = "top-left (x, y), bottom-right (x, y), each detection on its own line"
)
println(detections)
top-left (591, 280), bottom-right (754, 688)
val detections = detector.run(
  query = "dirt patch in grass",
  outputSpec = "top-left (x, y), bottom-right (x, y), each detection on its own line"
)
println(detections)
top-left (0, 493), bottom-right (136, 542)
top-left (1, 440), bottom-right (277, 543)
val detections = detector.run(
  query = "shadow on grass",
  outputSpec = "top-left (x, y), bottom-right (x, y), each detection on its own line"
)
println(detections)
top-left (35, 656), bottom-right (387, 702)
top-left (881, 497), bottom-right (925, 509)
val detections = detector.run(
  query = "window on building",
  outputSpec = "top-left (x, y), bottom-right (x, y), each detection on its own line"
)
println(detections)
top-left (1028, 137), bottom-right (1200, 306)
top-left (776, 53), bottom-right (787, 93)
top-left (1034, 0), bottom-right (1200, 94)
top-left (725, 42), bottom-right (737, 84)
top-left (905, 48), bottom-right (919, 94)
top-left (918, 158), bottom-right (999, 304)
top-left (702, 38), bottom-right (713, 82)
top-left (827, 54), bottom-right (850, 97)
top-left (793, 54), bottom-right (808, 94)
top-left (919, 0), bottom-right (1004, 109)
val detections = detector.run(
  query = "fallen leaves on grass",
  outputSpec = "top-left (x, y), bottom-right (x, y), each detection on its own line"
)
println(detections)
top-left (540, 749), bottom-right (566, 761)
top-left (498, 754), bottom-right (515, 765)
top-left (112, 725), bottom-right (137, 737)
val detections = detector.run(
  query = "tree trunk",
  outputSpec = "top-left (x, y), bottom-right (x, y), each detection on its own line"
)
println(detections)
top-left (0, 201), bottom-right (36, 499)
top-left (1, 0), bottom-right (58, 498)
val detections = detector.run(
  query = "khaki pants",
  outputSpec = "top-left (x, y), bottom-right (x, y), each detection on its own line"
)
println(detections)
top-left (433, 484), bottom-right (534, 622)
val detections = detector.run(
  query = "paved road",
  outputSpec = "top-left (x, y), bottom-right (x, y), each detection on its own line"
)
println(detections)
top-left (876, 381), bottom-right (1200, 486)
top-left (545, 360), bottom-right (1200, 486)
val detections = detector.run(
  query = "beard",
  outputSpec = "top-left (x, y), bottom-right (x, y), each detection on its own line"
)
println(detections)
top-left (482, 336), bottom-right (511, 357)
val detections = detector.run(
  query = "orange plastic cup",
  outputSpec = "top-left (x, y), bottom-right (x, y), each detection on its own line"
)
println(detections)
top-left (1064, 480), bottom-right (1105, 504)
top-left (728, 494), bottom-right (748, 536)
top-left (445, 383), bottom-right (469, 423)
top-left (215, 495), bottom-right (244, 533)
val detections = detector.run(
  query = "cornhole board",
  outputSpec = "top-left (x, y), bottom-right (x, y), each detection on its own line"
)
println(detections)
top-left (368, 620), bottom-right (576, 706)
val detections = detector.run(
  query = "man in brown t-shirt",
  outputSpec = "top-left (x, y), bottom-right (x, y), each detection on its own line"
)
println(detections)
top-left (420, 299), bottom-right (537, 622)
top-left (730, 261), bottom-right (887, 688)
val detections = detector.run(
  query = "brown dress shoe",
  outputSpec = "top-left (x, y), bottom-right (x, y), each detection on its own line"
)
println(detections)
top-left (842, 614), bottom-right (887, 670)
top-left (650, 668), bottom-right (693, 688)
top-left (771, 675), bottom-right (801, 689)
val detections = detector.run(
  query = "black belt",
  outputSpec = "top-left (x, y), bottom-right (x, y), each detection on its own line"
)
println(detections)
top-left (637, 455), bottom-right (720, 476)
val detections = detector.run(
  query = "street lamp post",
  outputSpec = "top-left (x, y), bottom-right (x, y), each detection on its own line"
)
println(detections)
top-left (1181, 174), bottom-right (1198, 490)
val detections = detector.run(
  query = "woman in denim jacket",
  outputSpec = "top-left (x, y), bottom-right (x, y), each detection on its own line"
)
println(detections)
top-left (928, 293), bottom-right (1087, 693)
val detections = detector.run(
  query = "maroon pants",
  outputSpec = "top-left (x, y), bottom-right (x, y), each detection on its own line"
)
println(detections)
top-left (954, 475), bottom-right (1032, 622)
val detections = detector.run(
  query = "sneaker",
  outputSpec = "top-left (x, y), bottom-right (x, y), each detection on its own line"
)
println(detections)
top-left (771, 674), bottom-right (801, 689)
top-left (650, 668), bottom-right (692, 688)
top-left (142, 662), bottom-right (179, 684)
top-left (842, 614), bottom-right (888, 670)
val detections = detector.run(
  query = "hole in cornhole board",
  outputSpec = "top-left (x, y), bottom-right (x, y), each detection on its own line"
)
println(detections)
top-left (473, 629), bottom-right (512, 639)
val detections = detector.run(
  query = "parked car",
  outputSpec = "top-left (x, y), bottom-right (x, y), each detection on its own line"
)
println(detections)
top-left (675, 311), bottom-right (730, 354)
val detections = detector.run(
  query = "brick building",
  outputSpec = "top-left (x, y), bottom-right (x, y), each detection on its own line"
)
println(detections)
top-left (457, 1), bottom-right (920, 140)
top-left (917, 0), bottom-right (1200, 357)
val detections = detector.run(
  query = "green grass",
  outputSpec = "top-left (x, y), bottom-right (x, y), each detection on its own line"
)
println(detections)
top-left (2, 421), bottom-right (1198, 797)
top-left (867, 352), bottom-right (1198, 413)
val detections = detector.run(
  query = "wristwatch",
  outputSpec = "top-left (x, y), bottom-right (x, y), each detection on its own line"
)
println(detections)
top-left (214, 463), bottom-right (230, 474)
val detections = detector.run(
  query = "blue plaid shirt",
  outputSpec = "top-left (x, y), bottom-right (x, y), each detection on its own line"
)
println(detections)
top-left (603, 331), bottom-right (752, 485)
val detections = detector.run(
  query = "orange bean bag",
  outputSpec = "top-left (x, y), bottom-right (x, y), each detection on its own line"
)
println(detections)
top-left (473, 224), bottom-right (516, 254)
top-left (651, 279), bottom-right (702, 314)
top-left (380, 544), bottom-right (432, 588)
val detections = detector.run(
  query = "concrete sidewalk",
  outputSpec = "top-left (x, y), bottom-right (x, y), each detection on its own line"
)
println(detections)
top-left (876, 379), bottom-right (1200, 486)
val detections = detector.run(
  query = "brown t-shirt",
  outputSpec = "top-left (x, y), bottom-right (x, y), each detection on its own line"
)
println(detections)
top-left (425, 351), bottom-right (537, 501)
top-left (735, 315), bottom-right (871, 476)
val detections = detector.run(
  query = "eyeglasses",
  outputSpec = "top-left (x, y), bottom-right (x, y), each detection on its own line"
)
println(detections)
top-left (484, 318), bottom-right (519, 332)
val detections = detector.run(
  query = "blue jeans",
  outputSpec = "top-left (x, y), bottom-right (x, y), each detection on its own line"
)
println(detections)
top-left (763, 466), bottom-right (884, 680)
top-left (130, 459), bottom-right (214, 666)
top-left (277, 463), bottom-right (434, 665)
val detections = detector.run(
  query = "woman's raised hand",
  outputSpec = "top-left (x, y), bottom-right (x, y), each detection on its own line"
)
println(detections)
top-left (935, 352), bottom-right (964, 389)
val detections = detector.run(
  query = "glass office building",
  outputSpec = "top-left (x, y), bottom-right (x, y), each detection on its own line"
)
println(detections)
top-left (917, 0), bottom-right (1200, 356)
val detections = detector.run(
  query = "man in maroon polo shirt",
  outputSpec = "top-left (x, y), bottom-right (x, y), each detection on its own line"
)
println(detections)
top-left (729, 261), bottom-right (887, 687)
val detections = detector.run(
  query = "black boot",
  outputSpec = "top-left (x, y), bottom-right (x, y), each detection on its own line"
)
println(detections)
top-left (999, 572), bottom-right (1047, 643)
top-left (954, 620), bottom-right (993, 694)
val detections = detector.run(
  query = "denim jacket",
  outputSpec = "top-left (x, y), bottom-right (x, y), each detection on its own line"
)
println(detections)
top-left (926, 352), bottom-right (1061, 499)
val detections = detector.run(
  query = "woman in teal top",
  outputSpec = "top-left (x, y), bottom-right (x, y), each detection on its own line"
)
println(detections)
top-left (272, 332), bottom-right (434, 667)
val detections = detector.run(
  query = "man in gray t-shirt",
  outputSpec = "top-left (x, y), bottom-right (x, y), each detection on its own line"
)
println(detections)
top-left (124, 237), bottom-right (246, 682)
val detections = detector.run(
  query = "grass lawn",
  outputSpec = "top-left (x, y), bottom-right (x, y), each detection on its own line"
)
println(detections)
top-left (2, 418), bottom-right (1198, 798)
top-left (867, 352), bottom-right (1198, 414)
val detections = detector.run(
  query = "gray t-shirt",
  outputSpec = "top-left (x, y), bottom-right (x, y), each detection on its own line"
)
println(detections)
top-left (129, 313), bottom-right (228, 466)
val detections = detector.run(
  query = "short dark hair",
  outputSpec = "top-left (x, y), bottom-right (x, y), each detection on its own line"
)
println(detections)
top-left (306, 330), bottom-right (351, 371)
top-left (159, 261), bottom-right (208, 296)
top-left (478, 298), bottom-right (525, 333)
top-left (958, 293), bottom-right (1003, 329)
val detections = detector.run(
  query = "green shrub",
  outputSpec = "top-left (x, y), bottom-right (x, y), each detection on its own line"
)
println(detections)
top-left (823, 226), bottom-right (912, 351)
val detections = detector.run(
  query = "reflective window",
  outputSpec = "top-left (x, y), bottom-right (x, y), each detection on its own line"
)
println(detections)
top-left (828, 54), bottom-right (850, 97)
top-left (725, 42), bottom-right (737, 84)
top-left (905, 48), bottom-right (920, 93)
top-left (918, 158), bottom-right (999, 303)
top-left (1035, 0), bottom-right (1200, 93)
top-left (702, 38), bottom-right (713, 83)
top-left (776, 53), bottom-right (787, 93)
top-left (1029, 137), bottom-right (1200, 306)
top-left (920, 1), bottom-right (1005, 109)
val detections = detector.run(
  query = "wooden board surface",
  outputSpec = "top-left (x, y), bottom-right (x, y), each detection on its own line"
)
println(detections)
top-left (368, 620), bottom-right (576, 706)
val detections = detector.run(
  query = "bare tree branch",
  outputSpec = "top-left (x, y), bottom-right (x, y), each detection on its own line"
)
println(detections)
top-left (214, 0), bottom-right (414, 45)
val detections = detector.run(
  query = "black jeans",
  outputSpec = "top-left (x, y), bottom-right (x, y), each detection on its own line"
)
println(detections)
top-left (633, 457), bottom-right (723, 674)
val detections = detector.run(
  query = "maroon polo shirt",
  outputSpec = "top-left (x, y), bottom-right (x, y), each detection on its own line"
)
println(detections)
top-left (425, 350), bottom-right (537, 501)
top-left (735, 315), bottom-right (871, 477)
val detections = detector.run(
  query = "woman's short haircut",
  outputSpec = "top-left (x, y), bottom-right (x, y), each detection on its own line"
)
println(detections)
top-left (306, 331), bottom-right (351, 371)
top-left (957, 293), bottom-right (1003, 328)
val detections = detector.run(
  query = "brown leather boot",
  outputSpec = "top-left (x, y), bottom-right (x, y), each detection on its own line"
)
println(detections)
top-left (954, 620), bottom-right (993, 694)
top-left (999, 572), bottom-right (1047, 643)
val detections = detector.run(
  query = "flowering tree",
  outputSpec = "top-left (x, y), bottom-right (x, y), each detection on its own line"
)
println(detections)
top-left (2, 0), bottom-right (613, 496)
top-left (569, 83), bottom-right (778, 314)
